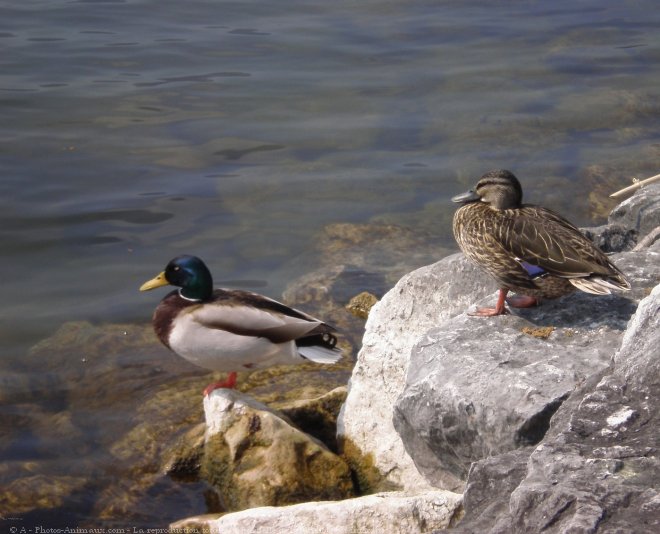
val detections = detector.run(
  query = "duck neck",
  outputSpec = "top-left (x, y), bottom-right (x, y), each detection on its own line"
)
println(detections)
top-left (179, 271), bottom-right (213, 301)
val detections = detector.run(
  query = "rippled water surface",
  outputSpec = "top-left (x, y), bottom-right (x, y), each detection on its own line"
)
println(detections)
top-left (1, 0), bottom-right (659, 527)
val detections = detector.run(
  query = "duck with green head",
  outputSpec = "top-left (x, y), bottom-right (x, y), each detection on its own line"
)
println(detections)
top-left (140, 255), bottom-right (343, 395)
top-left (452, 170), bottom-right (631, 316)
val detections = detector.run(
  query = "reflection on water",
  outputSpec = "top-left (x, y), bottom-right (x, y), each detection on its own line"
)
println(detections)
top-left (1, 0), bottom-right (659, 527)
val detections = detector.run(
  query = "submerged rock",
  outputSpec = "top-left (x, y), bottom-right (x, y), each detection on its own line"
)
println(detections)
top-left (0, 474), bottom-right (89, 515)
top-left (345, 291), bottom-right (379, 319)
top-left (172, 490), bottom-right (463, 534)
top-left (282, 222), bottom-right (451, 352)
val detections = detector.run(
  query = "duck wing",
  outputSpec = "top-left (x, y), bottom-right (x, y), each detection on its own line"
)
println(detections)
top-left (190, 289), bottom-right (334, 344)
top-left (495, 206), bottom-right (619, 279)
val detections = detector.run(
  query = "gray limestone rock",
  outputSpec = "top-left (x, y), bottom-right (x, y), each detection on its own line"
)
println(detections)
top-left (443, 283), bottom-right (660, 534)
top-left (581, 224), bottom-right (638, 253)
top-left (393, 186), bottom-right (659, 493)
top-left (392, 275), bottom-right (638, 488)
top-left (608, 183), bottom-right (660, 239)
top-left (337, 253), bottom-right (496, 492)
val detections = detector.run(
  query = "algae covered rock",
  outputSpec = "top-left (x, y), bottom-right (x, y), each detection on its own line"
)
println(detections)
top-left (345, 291), bottom-right (379, 319)
top-left (278, 386), bottom-right (348, 452)
top-left (201, 389), bottom-right (355, 511)
top-left (0, 474), bottom-right (89, 515)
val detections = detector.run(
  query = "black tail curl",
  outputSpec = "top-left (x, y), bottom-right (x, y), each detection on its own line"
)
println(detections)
top-left (296, 332), bottom-right (338, 349)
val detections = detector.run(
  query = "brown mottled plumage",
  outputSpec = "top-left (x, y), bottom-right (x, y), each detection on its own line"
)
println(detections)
top-left (452, 170), bottom-right (630, 316)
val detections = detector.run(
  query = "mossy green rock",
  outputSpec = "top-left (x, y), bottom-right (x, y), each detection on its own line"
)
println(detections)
top-left (278, 386), bottom-right (348, 452)
top-left (201, 389), bottom-right (355, 511)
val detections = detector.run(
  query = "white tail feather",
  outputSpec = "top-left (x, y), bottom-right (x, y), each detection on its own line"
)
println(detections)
top-left (298, 345), bottom-right (343, 364)
top-left (569, 277), bottom-right (629, 295)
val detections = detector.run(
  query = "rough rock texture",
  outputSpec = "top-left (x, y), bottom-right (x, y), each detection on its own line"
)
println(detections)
top-left (337, 254), bottom-right (497, 492)
top-left (581, 224), bottom-right (638, 253)
top-left (171, 490), bottom-right (463, 534)
top-left (392, 246), bottom-right (656, 488)
top-left (608, 182), bottom-right (660, 238)
top-left (582, 182), bottom-right (660, 253)
top-left (450, 283), bottom-right (660, 533)
top-left (201, 389), bottom-right (354, 511)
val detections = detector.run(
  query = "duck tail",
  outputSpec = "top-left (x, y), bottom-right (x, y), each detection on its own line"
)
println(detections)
top-left (298, 345), bottom-right (343, 364)
top-left (569, 272), bottom-right (631, 295)
top-left (297, 332), bottom-right (343, 364)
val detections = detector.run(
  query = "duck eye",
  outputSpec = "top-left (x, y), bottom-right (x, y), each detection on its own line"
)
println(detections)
top-left (173, 266), bottom-right (180, 271)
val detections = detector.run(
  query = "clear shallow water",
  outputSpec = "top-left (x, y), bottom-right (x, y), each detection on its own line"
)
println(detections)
top-left (1, 0), bottom-right (659, 527)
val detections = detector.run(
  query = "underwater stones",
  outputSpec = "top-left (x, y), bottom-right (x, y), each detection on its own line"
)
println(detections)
top-left (201, 389), bottom-right (354, 511)
top-left (281, 222), bottom-right (451, 372)
top-left (313, 223), bottom-right (444, 281)
top-left (172, 490), bottom-right (463, 534)
top-left (283, 222), bottom-right (448, 333)
top-left (345, 291), bottom-right (379, 319)
top-left (0, 474), bottom-right (88, 515)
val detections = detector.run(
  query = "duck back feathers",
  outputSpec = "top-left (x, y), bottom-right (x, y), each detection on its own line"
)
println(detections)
top-left (452, 170), bottom-right (631, 299)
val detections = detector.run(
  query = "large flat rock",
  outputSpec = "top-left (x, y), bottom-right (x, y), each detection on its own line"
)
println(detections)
top-left (172, 490), bottom-right (462, 534)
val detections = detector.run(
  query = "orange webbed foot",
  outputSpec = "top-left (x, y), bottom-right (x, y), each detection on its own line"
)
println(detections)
top-left (203, 371), bottom-right (238, 396)
top-left (468, 288), bottom-right (509, 317)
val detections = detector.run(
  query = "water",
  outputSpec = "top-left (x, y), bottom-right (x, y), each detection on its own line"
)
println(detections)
top-left (1, 0), bottom-right (659, 527)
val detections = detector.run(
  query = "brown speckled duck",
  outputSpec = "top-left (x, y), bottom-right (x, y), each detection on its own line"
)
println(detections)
top-left (140, 255), bottom-right (342, 394)
top-left (452, 170), bottom-right (631, 316)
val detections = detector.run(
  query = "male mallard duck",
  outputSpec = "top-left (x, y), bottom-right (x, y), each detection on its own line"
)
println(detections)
top-left (452, 170), bottom-right (631, 316)
top-left (140, 255), bottom-right (343, 394)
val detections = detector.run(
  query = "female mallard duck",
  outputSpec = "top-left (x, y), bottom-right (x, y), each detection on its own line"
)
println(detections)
top-left (452, 170), bottom-right (631, 316)
top-left (140, 255), bottom-right (342, 394)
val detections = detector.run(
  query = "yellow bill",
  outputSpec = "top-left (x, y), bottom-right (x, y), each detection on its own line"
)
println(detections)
top-left (139, 271), bottom-right (169, 291)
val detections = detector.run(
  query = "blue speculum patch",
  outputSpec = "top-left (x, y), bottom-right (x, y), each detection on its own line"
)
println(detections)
top-left (520, 260), bottom-right (546, 278)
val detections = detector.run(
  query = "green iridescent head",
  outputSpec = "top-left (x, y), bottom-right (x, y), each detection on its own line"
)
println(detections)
top-left (140, 255), bottom-right (213, 301)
